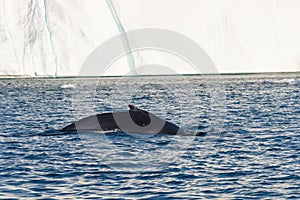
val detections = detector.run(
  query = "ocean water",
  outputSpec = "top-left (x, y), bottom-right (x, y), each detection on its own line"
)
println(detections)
top-left (0, 74), bottom-right (299, 199)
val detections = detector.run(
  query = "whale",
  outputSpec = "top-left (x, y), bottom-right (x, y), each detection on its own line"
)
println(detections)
top-left (61, 104), bottom-right (205, 136)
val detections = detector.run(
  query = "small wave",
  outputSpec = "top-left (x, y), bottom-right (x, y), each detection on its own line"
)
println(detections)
top-left (291, 79), bottom-right (300, 84)
top-left (61, 84), bottom-right (76, 89)
top-left (1, 129), bottom-right (77, 138)
top-left (263, 79), bottom-right (300, 84)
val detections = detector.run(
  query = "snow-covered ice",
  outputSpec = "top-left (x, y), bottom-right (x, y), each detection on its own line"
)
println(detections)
top-left (0, 0), bottom-right (300, 77)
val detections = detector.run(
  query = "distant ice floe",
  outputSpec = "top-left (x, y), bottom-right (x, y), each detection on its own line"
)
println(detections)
top-left (60, 84), bottom-right (76, 89)
top-left (263, 79), bottom-right (300, 84)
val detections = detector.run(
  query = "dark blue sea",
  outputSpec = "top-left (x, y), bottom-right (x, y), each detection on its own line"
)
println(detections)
top-left (1, 74), bottom-right (299, 199)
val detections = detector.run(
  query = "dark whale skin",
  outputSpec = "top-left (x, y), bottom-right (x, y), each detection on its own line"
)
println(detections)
top-left (61, 105), bottom-right (203, 136)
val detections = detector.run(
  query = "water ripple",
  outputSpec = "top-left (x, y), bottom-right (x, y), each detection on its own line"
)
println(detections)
top-left (0, 75), bottom-right (299, 198)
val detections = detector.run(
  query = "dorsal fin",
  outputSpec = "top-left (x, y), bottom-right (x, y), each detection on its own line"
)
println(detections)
top-left (128, 104), bottom-right (140, 111)
top-left (128, 104), bottom-right (151, 127)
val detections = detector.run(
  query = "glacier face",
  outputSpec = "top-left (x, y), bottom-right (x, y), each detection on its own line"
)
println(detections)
top-left (0, 0), bottom-right (300, 77)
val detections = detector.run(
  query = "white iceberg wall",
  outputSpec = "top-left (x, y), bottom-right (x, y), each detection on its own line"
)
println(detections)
top-left (0, 0), bottom-right (59, 76)
top-left (0, 0), bottom-right (300, 76)
top-left (0, 0), bottom-right (119, 76)
top-left (118, 0), bottom-right (300, 73)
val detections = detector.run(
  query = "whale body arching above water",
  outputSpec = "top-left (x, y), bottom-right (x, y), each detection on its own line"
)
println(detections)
top-left (61, 105), bottom-right (205, 136)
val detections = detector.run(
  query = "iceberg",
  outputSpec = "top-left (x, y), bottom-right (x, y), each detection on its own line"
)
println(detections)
top-left (0, 0), bottom-right (300, 77)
